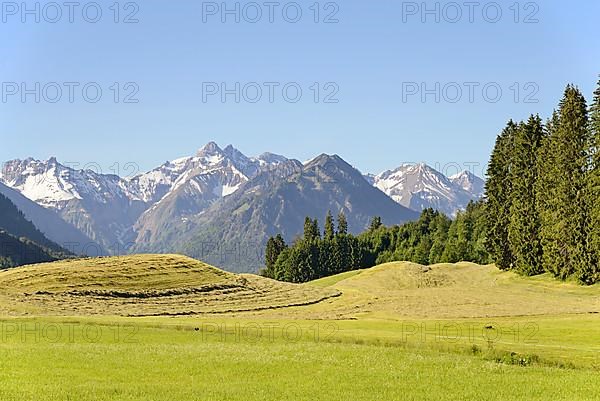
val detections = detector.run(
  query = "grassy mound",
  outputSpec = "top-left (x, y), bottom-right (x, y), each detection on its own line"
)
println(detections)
top-left (306, 261), bottom-right (600, 319)
top-left (0, 254), bottom-right (339, 316)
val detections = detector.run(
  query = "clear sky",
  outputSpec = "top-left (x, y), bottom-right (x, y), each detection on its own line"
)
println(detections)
top-left (1, 0), bottom-right (599, 178)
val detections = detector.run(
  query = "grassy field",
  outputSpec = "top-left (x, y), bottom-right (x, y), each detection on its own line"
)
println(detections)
top-left (0, 256), bottom-right (599, 400)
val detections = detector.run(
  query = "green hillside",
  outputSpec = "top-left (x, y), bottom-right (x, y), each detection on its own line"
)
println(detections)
top-left (305, 261), bottom-right (600, 320)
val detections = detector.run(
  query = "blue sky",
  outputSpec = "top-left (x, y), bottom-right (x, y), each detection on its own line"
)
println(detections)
top-left (1, 0), bottom-right (599, 178)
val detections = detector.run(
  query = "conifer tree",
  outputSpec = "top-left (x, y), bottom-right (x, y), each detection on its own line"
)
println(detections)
top-left (543, 85), bottom-right (590, 279)
top-left (312, 219), bottom-right (321, 241)
top-left (337, 212), bottom-right (348, 236)
top-left (428, 215), bottom-right (451, 264)
top-left (304, 217), bottom-right (320, 242)
top-left (324, 211), bottom-right (335, 240)
top-left (485, 121), bottom-right (517, 270)
top-left (369, 216), bottom-right (383, 232)
top-left (536, 112), bottom-right (562, 277)
top-left (585, 77), bottom-right (600, 284)
top-left (507, 116), bottom-right (545, 275)
top-left (264, 234), bottom-right (287, 278)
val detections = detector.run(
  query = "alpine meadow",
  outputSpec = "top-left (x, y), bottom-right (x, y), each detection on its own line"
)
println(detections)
top-left (2, 2), bottom-right (600, 400)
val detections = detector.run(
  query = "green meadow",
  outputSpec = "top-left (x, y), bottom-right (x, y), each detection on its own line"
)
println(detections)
top-left (0, 256), bottom-right (598, 400)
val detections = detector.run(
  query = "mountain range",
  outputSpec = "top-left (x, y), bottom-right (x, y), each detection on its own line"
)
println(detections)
top-left (0, 142), bottom-right (484, 272)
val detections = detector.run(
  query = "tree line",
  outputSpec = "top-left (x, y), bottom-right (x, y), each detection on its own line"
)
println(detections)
top-left (261, 204), bottom-right (489, 283)
top-left (486, 80), bottom-right (600, 284)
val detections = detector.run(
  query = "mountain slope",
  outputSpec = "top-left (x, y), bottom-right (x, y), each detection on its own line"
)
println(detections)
top-left (0, 231), bottom-right (62, 268)
top-left (0, 158), bottom-right (147, 253)
top-left (132, 142), bottom-right (288, 249)
top-left (450, 170), bottom-right (485, 198)
top-left (0, 182), bottom-right (100, 255)
top-left (143, 155), bottom-right (419, 272)
top-left (0, 193), bottom-right (73, 268)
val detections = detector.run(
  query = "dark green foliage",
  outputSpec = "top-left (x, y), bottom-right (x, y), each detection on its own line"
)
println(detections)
top-left (507, 116), bottom-right (544, 275)
top-left (586, 77), bottom-right (600, 284)
top-left (369, 216), bottom-right (383, 232)
top-left (542, 86), bottom-right (590, 279)
top-left (263, 234), bottom-right (287, 278)
top-left (536, 112), bottom-right (563, 278)
top-left (485, 121), bottom-right (517, 270)
top-left (442, 201), bottom-right (490, 264)
top-left (324, 211), bottom-right (335, 240)
top-left (268, 205), bottom-right (489, 283)
top-left (487, 80), bottom-right (599, 285)
top-left (337, 212), bottom-right (348, 236)
top-left (303, 217), bottom-right (321, 242)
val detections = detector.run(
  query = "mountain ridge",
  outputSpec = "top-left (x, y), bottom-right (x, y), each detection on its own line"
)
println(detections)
top-left (1, 143), bottom-right (484, 271)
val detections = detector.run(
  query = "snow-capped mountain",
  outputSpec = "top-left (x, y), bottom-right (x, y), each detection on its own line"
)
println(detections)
top-left (0, 181), bottom-right (101, 255)
top-left (126, 142), bottom-right (289, 204)
top-left (0, 157), bottom-right (148, 253)
top-left (449, 170), bottom-right (485, 198)
top-left (132, 143), bottom-right (288, 248)
top-left (369, 163), bottom-right (483, 217)
top-left (0, 143), bottom-right (289, 254)
top-left (1, 143), bottom-right (484, 265)
top-left (0, 157), bottom-right (129, 208)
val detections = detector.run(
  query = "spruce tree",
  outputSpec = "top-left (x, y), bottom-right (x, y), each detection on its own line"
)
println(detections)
top-left (324, 211), bottom-right (335, 240)
top-left (585, 77), bottom-right (600, 284)
top-left (264, 234), bottom-right (287, 278)
top-left (303, 217), bottom-right (314, 241)
top-left (303, 217), bottom-right (321, 242)
top-left (369, 216), bottom-right (383, 232)
top-left (543, 85), bottom-right (590, 279)
top-left (507, 116), bottom-right (545, 275)
top-left (312, 219), bottom-right (321, 241)
top-left (536, 112), bottom-right (562, 277)
top-left (337, 212), bottom-right (348, 236)
top-left (485, 121), bottom-right (517, 270)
